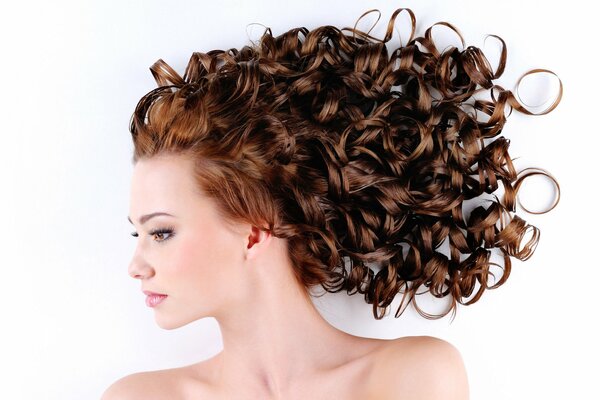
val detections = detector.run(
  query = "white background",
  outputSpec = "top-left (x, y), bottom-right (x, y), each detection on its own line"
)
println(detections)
top-left (1, 0), bottom-right (597, 399)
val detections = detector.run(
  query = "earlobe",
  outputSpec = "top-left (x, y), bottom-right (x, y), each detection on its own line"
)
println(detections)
top-left (248, 225), bottom-right (260, 250)
top-left (245, 226), bottom-right (271, 255)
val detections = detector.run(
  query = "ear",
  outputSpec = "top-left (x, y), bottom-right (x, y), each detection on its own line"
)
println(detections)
top-left (245, 225), bottom-right (272, 259)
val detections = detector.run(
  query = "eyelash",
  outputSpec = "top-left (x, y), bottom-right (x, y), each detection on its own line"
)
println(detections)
top-left (130, 226), bottom-right (175, 243)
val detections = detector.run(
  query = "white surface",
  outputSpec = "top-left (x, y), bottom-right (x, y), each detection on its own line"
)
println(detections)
top-left (0, 0), bottom-right (595, 399)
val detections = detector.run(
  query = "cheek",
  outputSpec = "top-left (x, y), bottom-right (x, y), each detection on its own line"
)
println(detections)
top-left (171, 236), bottom-right (211, 279)
top-left (172, 231), bottom-right (241, 291)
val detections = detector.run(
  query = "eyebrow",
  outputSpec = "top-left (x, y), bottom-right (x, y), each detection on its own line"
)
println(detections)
top-left (128, 212), bottom-right (175, 225)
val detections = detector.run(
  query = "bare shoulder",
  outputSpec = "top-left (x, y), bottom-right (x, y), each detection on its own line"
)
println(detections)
top-left (100, 367), bottom-right (189, 400)
top-left (370, 336), bottom-right (470, 400)
top-left (100, 372), bottom-right (150, 400)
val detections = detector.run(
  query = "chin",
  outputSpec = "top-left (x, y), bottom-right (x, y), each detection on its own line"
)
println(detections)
top-left (154, 312), bottom-right (207, 330)
top-left (156, 318), bottom-right (189, 330)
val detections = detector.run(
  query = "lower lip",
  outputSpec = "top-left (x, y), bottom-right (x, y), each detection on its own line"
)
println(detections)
top-left (146, 294), bottom-right (168, 307)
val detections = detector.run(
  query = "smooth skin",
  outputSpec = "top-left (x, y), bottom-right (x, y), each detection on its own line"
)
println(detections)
top-left (102, 153), bottom-right (469, 399)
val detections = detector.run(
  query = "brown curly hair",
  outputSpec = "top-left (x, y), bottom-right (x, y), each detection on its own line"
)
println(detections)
top-left (129, 8), bottom-right (562, 320)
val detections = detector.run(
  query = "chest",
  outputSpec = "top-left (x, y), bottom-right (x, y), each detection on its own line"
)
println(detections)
top-left (185, 375), bottom-right (373, 400)
top-left (174, 359), bottom-right (380, 400)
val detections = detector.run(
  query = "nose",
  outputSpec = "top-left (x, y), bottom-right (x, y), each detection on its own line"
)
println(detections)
top-left (128, 253), bottom-right (154, 279)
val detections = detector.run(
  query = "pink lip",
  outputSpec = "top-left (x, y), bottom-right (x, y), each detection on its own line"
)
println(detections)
top-left (143, 290), bottom-right (167, 296)
top-left (145, 293), bottom-right (168, 307)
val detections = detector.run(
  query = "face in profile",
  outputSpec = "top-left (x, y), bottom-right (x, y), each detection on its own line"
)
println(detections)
top-left (128, 154), bottom-right (247, 329)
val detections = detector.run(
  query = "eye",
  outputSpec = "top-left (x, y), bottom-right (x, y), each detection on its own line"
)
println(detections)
top-left (130, 227), bottom-right (175, 243)
top-left (151, 227), bottom-right (174, 242)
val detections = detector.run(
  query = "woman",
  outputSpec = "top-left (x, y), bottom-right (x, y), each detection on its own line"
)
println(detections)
top-left (103, 7), bottom-right (560, 399)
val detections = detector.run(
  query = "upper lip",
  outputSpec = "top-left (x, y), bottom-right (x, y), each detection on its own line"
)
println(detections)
top-left (143, 290), bottom-right (167, 296)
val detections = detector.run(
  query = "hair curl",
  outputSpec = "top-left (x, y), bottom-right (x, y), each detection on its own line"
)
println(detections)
top-left (129, 8), bottom-right (562, 320)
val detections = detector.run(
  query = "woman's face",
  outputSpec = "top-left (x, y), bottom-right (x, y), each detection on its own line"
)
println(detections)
top-left (128, 154), bottom-right (247, 329)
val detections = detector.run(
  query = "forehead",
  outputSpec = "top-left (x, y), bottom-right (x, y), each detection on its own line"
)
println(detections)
top-left (129, 154), bottom-right (201, 213)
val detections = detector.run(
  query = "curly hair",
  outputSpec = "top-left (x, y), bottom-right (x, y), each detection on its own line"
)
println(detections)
top-left (129, 8), bottom-right (562, 320)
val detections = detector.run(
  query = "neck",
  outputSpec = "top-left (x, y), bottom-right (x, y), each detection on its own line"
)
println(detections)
top-left (210, 264), bottom-right (364, 397)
